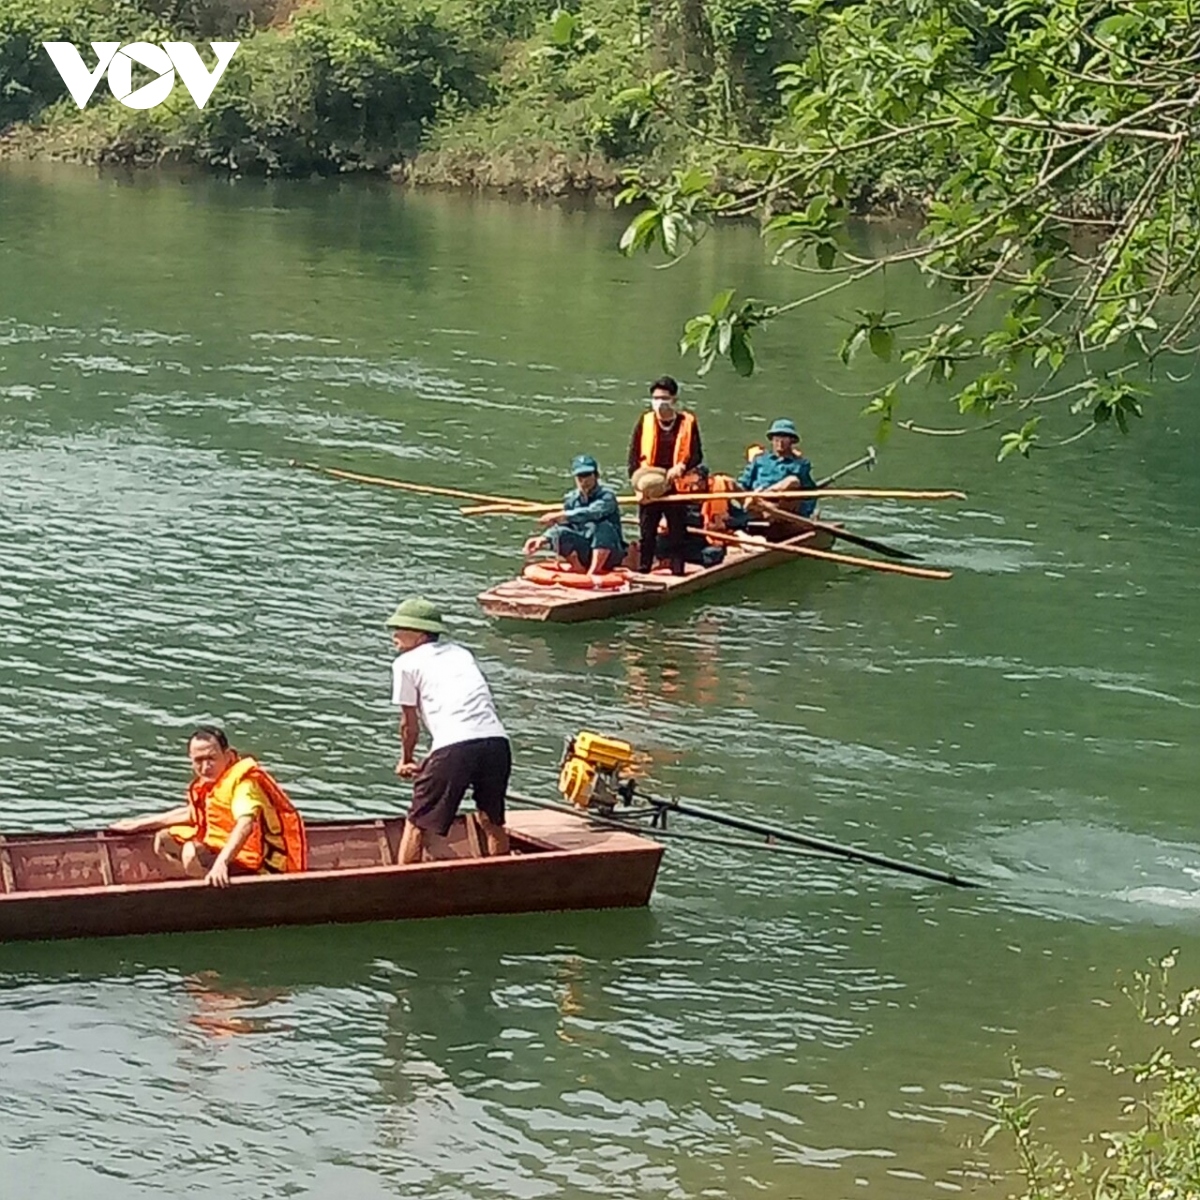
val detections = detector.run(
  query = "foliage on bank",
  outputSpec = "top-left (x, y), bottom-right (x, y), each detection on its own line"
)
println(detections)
top-left (0, 0), bottom-right (498, 172)
top-left (987, 954), bottom-right (1200, 1200)
top-left (0, 0), bottom-right (815, 181)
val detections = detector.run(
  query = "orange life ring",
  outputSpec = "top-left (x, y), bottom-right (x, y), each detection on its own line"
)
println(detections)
top-left (523, 562), bottom-right (631, 590)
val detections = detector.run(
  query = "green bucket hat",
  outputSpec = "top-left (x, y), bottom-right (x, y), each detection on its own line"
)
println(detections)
top-left (385, 597), bottom-right (445, 634)
top-left (767, 418), bottom-right (800, 440)
top-left (571, 454), bottom-right (599, 476)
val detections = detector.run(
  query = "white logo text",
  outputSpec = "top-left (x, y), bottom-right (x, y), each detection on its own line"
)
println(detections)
top-left (41, 42), bottom-right (239, 110)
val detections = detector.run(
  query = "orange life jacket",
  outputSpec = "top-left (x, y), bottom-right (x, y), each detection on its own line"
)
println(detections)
top-left (636, 411), bottom-right (704, 493)
top-left (176, 756), bottom-right (307, 874)
top-left (700, 474), bottom-right (739, 542)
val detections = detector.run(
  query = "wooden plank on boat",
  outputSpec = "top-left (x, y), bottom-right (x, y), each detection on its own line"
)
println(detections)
top-left (464, 813), bottom-right (488, 858)
top-left (374, 819), bottom-right (393, 866)
top-left (477, 527), bottom-right (834, 623)
top-left (96, 834), bottom-right (115, 886)
top-left (8, 837), bottom-right (108, 893)
top-left (0, 810), bottom-right (663, 944)
top-left (0, 838), bottom-right (14, 895)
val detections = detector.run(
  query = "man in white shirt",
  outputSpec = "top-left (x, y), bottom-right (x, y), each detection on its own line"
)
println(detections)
top-left (387, 597), bottom-right (512, 864)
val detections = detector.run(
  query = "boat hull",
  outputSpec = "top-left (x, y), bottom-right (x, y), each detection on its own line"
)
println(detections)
top-left (0, 810), bottom-right (662, 944)
top-left (477, 527), bottom-right (837, 622)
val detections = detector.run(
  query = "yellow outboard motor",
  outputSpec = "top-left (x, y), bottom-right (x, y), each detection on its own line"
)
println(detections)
top-left (558, 731), bottom-right (637, 813)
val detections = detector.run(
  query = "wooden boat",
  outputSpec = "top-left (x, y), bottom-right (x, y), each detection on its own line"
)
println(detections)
top-left (477, 526), bottom-right (837, 623)
top-left (0, 809), bottom-right (663, 944)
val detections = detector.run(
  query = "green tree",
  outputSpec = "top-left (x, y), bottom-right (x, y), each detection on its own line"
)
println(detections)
top-left (616, 0), bottom-right (1200, 455)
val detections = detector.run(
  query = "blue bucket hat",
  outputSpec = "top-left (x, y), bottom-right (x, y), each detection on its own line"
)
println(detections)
top-left (571, 454), bottom-right (599, 476)
top-left (767, 419), bottom-right (799, 440)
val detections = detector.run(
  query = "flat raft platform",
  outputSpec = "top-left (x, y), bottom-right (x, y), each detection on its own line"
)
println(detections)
top-left (0, 809), bottom-right (663, 944)
top-left (478, 527), bottom-right (837, 622)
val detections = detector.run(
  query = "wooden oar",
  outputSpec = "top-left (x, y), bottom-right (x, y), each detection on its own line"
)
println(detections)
top-left (757, 500), bottom-right (921, 562)
top-left (817, 446), bottom-right (876, 488)
top-left (290, 460), bottom-right (551, 509)
top-left (688, 526), bottom-right (952, 580)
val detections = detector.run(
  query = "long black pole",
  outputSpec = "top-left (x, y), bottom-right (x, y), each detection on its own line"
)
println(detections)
top-left (645, 794), bottom-right (980, 888)
top-left (508, 792), bottom-right (846, 860)
top-left (760, 501), bottom-right (921, 562)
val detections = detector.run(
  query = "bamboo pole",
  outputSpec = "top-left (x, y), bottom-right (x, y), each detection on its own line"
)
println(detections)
top-left (462, 500), bottom-right (551, 516)
top-left (294, 459), bottom-right (964, 517)
top-left (689, 526), bottom-right (953, 580)
top-left (463, 486), bottom-right (966, 515)
top-left (627, 486), bottom-right (966, 505)
top-left (461, 449), bottom-right (888, 515)
top-left (290, 460), bottom-right (551, 509)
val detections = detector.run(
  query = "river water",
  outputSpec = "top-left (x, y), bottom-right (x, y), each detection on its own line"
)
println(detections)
top-left (1, 163), bottom-right (1198, 1199)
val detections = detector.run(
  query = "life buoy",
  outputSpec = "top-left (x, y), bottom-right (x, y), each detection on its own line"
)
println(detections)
top-left (523, 562), bottom-right (631, 590)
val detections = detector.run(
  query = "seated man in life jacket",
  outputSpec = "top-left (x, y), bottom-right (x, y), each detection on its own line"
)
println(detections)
top-left (522, 454), bottom-right (627, 574)
top-left (671, 465), bottom-right (748, 568)
top-left (110, 725), bottom-right (307, 887)
top-left (737, 419), bottom-right (818, 540)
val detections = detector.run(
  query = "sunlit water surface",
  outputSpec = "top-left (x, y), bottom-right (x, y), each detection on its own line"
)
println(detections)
top-left (1, 164), bottom-right (1198, 1199)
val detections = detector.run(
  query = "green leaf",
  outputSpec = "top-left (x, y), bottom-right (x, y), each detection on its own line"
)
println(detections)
top-left (869, 327), bottom-right (894, 362)
top-left (677, 166), bottom-right (711, 196)
top-left (549, 8), bottom-right (577, 46)
top-left (661, 212), bottom-right (683, 257)
top-left (839, 326), bottom-right (869, 366)
top-left (708, 288), bottom-right (735, 319)
top-left (729, 330), bottom-right (755, 377)
top-left (816, 240), bottom-right (836, 270)
top-left (997, 417), bottom-right (1040, 461)
top-left (618, 208), bottom-right (660, 255)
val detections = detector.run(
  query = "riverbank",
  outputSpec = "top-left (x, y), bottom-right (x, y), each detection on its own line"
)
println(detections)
top-left (0, 0), bottom-right (939, 204)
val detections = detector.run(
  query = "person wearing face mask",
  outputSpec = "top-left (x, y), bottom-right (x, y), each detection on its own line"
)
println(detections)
top-left (626, 375), bottom-right (705, 576)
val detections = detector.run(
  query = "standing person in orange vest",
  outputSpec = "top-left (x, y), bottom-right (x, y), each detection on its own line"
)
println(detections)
top-left (626, 375), bottom-right (705, 576)
top-left (111, 726), bottom-right (307, 887)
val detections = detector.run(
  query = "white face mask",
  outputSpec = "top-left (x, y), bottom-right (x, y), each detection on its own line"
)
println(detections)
top-left (651, 397), bottom-right (676, 417)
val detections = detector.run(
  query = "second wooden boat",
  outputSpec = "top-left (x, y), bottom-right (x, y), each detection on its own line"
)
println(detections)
top-left (476, 527), bottom-right (837, 622)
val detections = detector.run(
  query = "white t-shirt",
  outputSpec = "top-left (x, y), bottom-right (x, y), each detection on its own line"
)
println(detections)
top-left (391, 640), bottom-right (508, 752)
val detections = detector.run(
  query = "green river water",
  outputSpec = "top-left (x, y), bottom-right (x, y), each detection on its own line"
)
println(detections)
top-left (1, 163), bottom-right (1199, 1200)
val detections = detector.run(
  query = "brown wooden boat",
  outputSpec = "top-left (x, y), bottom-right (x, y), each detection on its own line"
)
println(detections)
top-left (0, 809), bottom-right (663, 944)
top-left (477, 526), bottom-right (837, 623)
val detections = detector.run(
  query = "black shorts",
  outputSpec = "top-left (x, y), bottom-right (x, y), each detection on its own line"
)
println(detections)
top-left (409, 737), bottom-right (512, 836)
